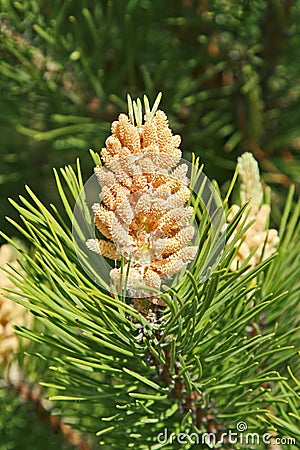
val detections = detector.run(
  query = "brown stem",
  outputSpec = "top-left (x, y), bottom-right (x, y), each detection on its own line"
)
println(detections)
top-left (134, 297), bottom-right (221, 434)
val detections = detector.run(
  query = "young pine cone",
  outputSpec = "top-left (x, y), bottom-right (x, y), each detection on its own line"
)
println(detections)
top-left (87, 97), bottom-right (197, 297)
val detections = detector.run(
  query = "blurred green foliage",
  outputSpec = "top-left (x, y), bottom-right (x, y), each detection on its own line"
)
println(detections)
top-left (0, 386), bottom-right (77, 450)
top-left (1, 0), bottom-right (300, 241)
